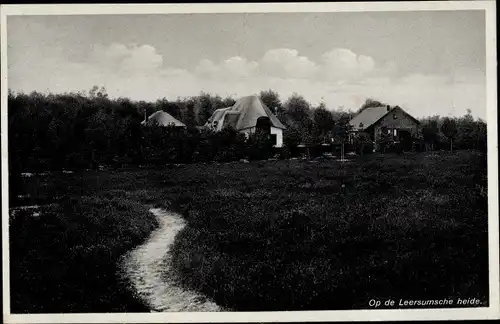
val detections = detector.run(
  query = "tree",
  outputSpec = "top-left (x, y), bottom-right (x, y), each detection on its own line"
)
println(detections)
top-left (88, 85), bottom-right (108, 99)
top-left (332, 116), bottom-right (352, 161)
top-left (421, 118), bottom-right (440, 152)
top-left (456, 109), bottom-right (476, 150)
top-left (475, 119), bottom-right (487, 152)
top-left (137, 100), bottom-right (156, 122)
top-left (302, 132), bottom-right (315, 159)
top-left (284, 93), bottom-right (311, 129)
top-left (440, 117), bottom-right (458, 152)
top-left (178, 97), bottom-right (197, 127)
top-left (155, 98), bottom-right (183, 121)
top-left (283, 127), bottom-right (302, 157)
top-left (358, 98), bottom-right (386, 113)
top-left (221, 96), bottom-right (236, 108)
top-left (260, 89), bottom-right (283, 116)
top-left (193, 92), bottom-right (210, 125)
top-left (85, 109), bottom-right (115, 168)
top-left (312, 103), bottom-right (335, 143)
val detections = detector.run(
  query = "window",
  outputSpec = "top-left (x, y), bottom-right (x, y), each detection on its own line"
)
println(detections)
top-left (393, 114), bottom-right (397, 119)
top-left (387, 128), bottom-right (391, 134)
top-left (394, 129), bottom-right (397, 136)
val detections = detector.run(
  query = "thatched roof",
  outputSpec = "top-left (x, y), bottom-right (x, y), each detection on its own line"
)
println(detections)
top-left (141, 111), bottom-right (186, 127)
top-left (205, 95), bottom-right (286, 131)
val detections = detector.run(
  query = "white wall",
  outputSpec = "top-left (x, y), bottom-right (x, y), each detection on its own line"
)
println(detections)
top-left (271, 127), bottom-right (283, 148)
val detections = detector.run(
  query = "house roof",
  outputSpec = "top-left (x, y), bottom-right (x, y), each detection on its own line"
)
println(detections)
top-left (204, 95), bottom-right (286, 131)
top-left (349, 106), bottom-right (390, 131)
top-left (349, 106), bottom-right (419, 131)
top-left (141, 110), bottom-right (186, 127)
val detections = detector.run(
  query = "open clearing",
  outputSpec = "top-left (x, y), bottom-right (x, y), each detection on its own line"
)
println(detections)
top-left (9, 150), bottom-right (488, 312)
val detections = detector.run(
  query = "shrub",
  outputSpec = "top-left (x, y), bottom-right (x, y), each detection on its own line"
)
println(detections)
top-left (247, 132), bottom-right (274, 160)
top-left (277, 146), bottom-right (291, 160)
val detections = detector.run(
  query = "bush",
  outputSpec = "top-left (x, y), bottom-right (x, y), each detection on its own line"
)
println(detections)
top-left (277, 146), bottom-right (291, 160)
top-left (353, 132), bottom-right (373, 155)
top-left (247, 132), bottom-right (274, 160)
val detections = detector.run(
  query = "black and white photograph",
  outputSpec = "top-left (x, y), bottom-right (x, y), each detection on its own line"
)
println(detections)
top-left (1, 1), bottom-right (498, 323)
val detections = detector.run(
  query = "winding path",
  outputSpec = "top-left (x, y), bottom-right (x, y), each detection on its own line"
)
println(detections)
top-left (120, 208), bottom-right (221, 312)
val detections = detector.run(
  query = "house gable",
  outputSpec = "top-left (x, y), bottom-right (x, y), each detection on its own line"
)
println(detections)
top-left (372, 106), bottom-right (420, 131)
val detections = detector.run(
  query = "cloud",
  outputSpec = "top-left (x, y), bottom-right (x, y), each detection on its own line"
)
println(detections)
top-left (260, 48), bottom-right (318, 79)
top-left (221, 56), bottom-right (259, 78)
top-left (8, 42), bottom-right (486, 120)
top-left (90, 43), bottom-right (163, 75)
top-left (194, 48), bottom-right (318, 80)
top-left (194, 59), bottom-right (220, 77)
top-left (194, 56), bottom-right (258, 79)
top-left (320, 48), bottom-right (376, 81)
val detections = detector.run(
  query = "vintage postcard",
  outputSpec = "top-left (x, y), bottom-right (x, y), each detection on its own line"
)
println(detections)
top-left (1, 1), bottom-right (498, 323)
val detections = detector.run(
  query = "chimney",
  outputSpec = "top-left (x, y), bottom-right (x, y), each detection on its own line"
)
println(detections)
top-left (386, 105), bottom-right (391, 112)
top-left (144, 109), bottom-right (147, 123)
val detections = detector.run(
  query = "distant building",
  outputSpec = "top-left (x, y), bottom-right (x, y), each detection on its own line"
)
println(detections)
top-left (349, 105), bottom-right (420, 150)
top-left (141, 111), bottom-right (186, 128)
top-left (204, 95), bottom-right (286, 148)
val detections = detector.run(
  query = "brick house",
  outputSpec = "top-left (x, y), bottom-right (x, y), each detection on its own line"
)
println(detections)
top-left (348, 105), bottom-right (420, 151)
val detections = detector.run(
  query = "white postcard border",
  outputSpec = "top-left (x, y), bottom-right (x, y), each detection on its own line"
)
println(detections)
top-left (1, 1), bottom-right (498, 323)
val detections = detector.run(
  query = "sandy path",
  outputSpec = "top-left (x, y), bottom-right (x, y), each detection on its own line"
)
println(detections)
top-left (120, 208), bottom-right (221, 312)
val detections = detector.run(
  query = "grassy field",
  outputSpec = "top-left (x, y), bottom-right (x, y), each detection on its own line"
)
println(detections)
top-left (9, 174), bottom-right (162, 313)
top-left (166, 150), bottom-right (489, 310)
top-left (9, 150), bottom-right (488, 312)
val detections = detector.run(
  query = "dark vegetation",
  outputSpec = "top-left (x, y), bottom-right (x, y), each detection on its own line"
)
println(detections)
top-left (10, 151), bottom-right (488, 312)
top-left (9, 173), bottom-right (161, 313)
top-left (8, 88), bottom-right (487, 202)
top-left (8, 87), bottom-right (489, 312)
top-left (8, 87), bottom-right (486, 172)
top-left (167, 151), bottom-right (488, 310)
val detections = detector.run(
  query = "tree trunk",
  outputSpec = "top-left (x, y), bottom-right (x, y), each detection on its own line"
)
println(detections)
top-left (450, 139), bottom-right (453, 153)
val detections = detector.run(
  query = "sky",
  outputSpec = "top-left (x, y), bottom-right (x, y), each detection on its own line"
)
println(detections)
top-left (7, 10), bottom-right (487, 119)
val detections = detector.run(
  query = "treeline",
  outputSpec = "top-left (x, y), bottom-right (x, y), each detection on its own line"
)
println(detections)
top-left (418, 113), bottom-right (487, 152)
top-left (7, 87), bottom-right (346, 172)
top-left (8, 87), bottom-right (487, 174)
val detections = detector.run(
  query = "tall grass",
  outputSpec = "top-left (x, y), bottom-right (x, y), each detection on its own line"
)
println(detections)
top-left (9, 179), bottom-right (159, 313)
top-left (166, 151), bottom-right (488, 310)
